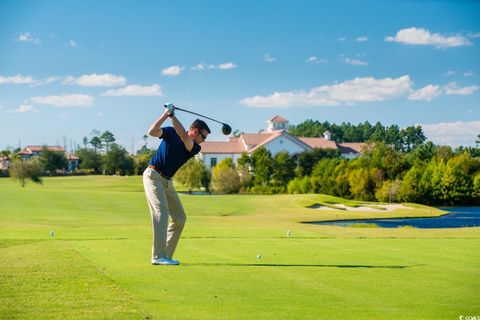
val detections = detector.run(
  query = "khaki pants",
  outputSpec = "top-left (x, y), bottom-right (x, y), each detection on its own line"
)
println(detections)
top-left (143, 167), bottom-right (186, 259)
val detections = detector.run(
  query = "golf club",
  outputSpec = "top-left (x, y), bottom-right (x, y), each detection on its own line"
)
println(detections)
top-left (164, 103), bottom-right (232, 135)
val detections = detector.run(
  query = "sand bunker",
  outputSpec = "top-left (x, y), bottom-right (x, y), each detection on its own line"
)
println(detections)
top-left (311, 203), bottom-right (410, 212)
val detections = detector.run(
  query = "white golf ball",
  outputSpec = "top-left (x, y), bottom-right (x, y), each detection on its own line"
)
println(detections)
top-left (256, 254), bottom-right (261, 259)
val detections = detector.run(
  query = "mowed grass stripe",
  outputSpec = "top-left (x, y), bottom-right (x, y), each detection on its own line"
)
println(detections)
top-left (0, 240), bottom-right (148, 319)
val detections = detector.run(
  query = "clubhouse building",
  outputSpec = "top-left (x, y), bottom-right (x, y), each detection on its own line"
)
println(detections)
top-left (198, 116), bottom-right (366, 169)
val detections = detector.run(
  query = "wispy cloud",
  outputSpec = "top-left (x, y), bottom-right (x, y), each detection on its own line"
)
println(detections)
top-left (264, 54), bottom-right (276, 62)
top-left (343, 57), bottom-right (368, 66)
top-left (30, 94), bottom-right (94, 107)
top-left (356, 36), bottom-right (368, 42)
top-left (421, 120), bottom-right (480, 147)
top-left (385, 27), bottom-right (472, 48)
top-left (409, 82), bottom-right (478, 101)
top-left (68, 40), bottom-right (78, 47)
top-left (12, 104), bottom-right (40, 113)
top-left (191, 62), bottom-right (237, 70)
top-left (408, 85), bottom-right (441, 101)
top-left (0, 74), bottom-right (35, 85)
top-left (306, 56), bottom-right (327, 64)
top-left (217, 62), bottom-right (237, 70)
top-left (63, 73), bottom-right (127, 87)
top-left (162, 65), bottom-right (185, 76)
top-left (467, 31), bottom-right (480, 38)
top-left (444, 82), bottom-right (479, 95)
top-left (101, 84), bottom-right (163, 96)
top-left (30, 76), bottom-right (62, 87)
top-left (16, 32), bottom-right (40, 44)
top-left (240, 75), bottom-right (412, 108)
top-left (337, 37), bottom-right (346, 42)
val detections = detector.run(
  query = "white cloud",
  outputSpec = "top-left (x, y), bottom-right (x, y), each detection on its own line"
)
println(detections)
top-left (264, 54), bottom-right (276, 62)
top-left (101, 84), bottom-right (163, 96)
top-left (468, 32), bottom-right (480, 38)
top-left (444, 82), bottom-right (479, 95)
top-left (343, 57), bottom-right (368, 66)
top-left (421, 121), bottom-right (480, 147)
top-left (385, 27), bottom-right (472, 48)
top-left (0, 74), bottom-right (35, 85)
top-left (13, 105), bottom-right (40, 113)
top-left (306, 56), bottom-right (327, 64)
top-left (356, 36), bottom-right (368, 42)
top-left (464, 71), bottom-right (477, 77)
top-left (191, 63), bottom-right (206, 70)
top-left (240, 75), bottom-right (412, 108)
top-left (17, 32), bottom-right (40, 44)
top-left (191, 62), bottom-right (237, 70)
top-left (409, 82), bottom-right (478, 100)
top-left (408, 85), bottom-right (441, 101)
top-left (68, 40), bottom-right (78, 47)
top-left (30, 94), bottom-right (94, 107)
top-left (338, 37), bottom-right (346, 42)
top-left (63, 73), bottom-right (127, 87)
top-left (162, 65), bottom-right (185, 76)
top-left (218, 62), bottom-right (237, 70)
top-left (30, 76), bottom-right (62, 87)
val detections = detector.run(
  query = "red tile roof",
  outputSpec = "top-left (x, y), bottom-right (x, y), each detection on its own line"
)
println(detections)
top-left (299, 137), bottom-right (338, 149)
top-left (337, 142), bottom-right (366, 153)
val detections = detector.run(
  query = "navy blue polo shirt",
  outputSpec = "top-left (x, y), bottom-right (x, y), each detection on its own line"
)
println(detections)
top-left (149, 127), bottom-right (201, 178)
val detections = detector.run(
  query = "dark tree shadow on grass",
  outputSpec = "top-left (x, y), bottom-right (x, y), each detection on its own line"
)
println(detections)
top-left (183, 263), bottom-right (414, 269)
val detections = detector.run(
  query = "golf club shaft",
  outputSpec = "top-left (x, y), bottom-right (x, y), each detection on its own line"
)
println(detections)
top-left (174, 107), bottom-right (225, 125)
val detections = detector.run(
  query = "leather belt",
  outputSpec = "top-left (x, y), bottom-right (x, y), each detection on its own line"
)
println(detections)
top-left (148, 165), bottom-right (171, 180)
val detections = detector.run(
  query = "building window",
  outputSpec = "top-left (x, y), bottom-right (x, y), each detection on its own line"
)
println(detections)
top-left (210, 158), bottom-right (217, 167)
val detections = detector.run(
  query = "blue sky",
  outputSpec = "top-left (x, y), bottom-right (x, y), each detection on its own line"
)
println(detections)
top-left (1, 0), bottom-right (479, 152)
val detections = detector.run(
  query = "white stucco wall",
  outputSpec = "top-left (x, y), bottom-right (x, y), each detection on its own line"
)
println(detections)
top-left (262, 135), bottom-right (309, 155)
top-left (199, 153), bottom-right (243, 169)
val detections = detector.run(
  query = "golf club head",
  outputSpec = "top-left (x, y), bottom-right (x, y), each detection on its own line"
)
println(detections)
top-left (222, 124), bottom-right (232, 135)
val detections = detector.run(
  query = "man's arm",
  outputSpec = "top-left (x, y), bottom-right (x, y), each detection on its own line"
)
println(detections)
top-left (147, 110), bottom-right (170, 137)
top-left (170, 115), bottom-right (194, 152)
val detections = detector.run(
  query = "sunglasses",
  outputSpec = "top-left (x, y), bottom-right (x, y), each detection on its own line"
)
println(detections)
top-left (198, 131), bottom-right (207, 140)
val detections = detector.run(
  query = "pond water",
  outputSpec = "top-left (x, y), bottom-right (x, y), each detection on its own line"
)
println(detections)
top-left (307, 207), bottom-right (480, 229)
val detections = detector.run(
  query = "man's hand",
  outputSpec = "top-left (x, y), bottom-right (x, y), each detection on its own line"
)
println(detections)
top-left (164, 103), bottom-right (175, 117)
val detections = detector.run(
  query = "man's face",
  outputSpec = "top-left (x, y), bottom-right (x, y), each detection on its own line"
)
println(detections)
top-left (193, 128), bottom-right (209, 144)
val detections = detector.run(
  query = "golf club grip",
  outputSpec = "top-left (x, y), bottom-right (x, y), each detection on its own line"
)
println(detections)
top-left (175, 107), bottom-right (224, 125)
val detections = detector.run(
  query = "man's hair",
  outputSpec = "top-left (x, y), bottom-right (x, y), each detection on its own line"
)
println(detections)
top-left (190, 119), bottom-right (211, 134)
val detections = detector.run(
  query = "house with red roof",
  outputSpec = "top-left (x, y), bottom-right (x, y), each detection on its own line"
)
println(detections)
top-left (198, 116), bottom-right (368, 169)
top-left (17, 146), bottom-right (80, 172)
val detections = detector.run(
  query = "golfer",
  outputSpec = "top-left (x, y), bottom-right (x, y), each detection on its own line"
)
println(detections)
top-left (143, 105), bottom-right (210, 265)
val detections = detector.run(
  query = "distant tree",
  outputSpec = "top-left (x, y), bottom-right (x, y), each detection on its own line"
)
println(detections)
top-left (476, 134), bottom-right (480, 147)
top-left (295, 148), bottom-right (339, 177)
top-left (39, 146), bottom-right (68, 174)
top-left (76, 148), bottom-right (102, 173)
top-left (250, 147), bottom-right (273, 186)
top-left (100, 131), bottom-right (116, 153)
top-left (271, 151), bottom-right (296, 187)
top-left (400, 125), bottom-right (426, 152)
top-left (90, 136), bottom-right (102, 153)
top-left (82, 137), bottom-right (89, 148)
top-left (9, 159), bottom-right (43, 187)
top-left (102, 143), bottom-right (134, 175)
top-left (211, 158), bottom-right (241, 193)
top-left (175, 158), bottom-right (212, 192)
top-left (375, 180), bottom-right (402, 203)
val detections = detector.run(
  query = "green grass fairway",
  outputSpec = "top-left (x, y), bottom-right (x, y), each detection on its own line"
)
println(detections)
top-left (1, 176), bottom-right (479, 319)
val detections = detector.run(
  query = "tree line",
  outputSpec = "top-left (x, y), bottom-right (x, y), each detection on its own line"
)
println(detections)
top-left (289, 119), bottom-right (426, 152)
top-left (4, 123), bottom-right (480, 206)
